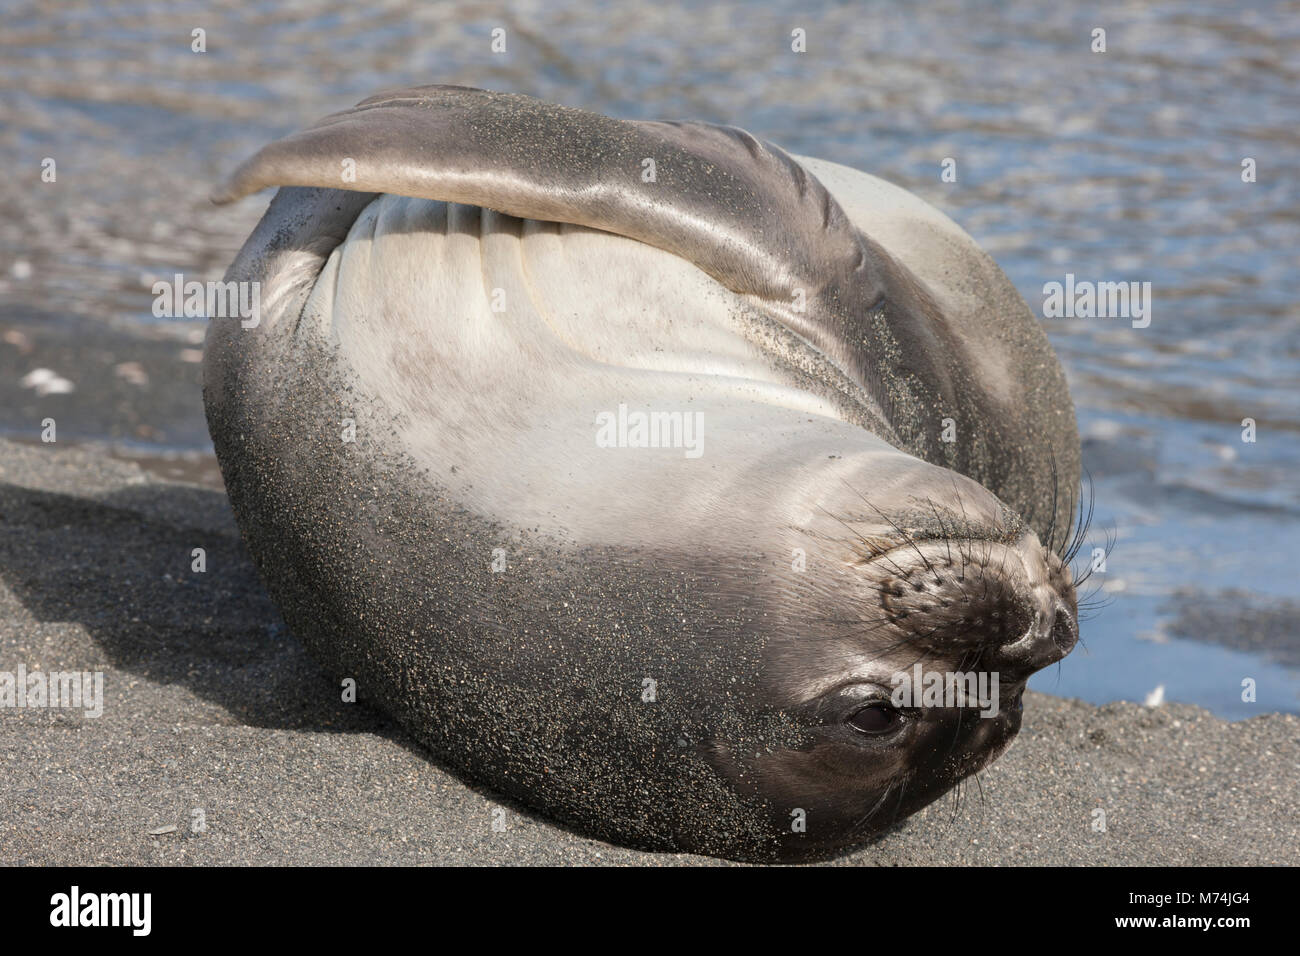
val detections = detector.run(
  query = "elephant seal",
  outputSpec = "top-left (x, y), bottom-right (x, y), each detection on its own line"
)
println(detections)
top-left (205, 85), bottom-right (1082, 862)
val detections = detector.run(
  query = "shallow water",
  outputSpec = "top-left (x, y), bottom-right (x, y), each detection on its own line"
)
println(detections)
top-left (1, 0), bottom-right (1297, 718)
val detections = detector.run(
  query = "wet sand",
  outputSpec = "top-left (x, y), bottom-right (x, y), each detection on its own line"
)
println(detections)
top-left (1, 437), bottom-right (1294, 865)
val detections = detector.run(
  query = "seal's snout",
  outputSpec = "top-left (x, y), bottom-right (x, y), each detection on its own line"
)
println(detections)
top-left (871, 532), bottom-right (1078, 679)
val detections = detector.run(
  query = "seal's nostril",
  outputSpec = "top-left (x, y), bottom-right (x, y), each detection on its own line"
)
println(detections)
top-left (1050, 607), bottom-right (1078, 653)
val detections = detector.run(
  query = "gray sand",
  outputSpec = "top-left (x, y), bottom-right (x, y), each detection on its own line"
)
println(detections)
top-left (1, 437), bottom-right (1295, 865)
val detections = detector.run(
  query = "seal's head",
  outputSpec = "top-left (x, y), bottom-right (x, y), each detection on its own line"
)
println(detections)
top-left (708, 463), bottom-right (1080, 860)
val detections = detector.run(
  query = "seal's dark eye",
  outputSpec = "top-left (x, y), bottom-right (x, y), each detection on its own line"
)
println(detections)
top-left (847, 704), bottom-right (901, 736)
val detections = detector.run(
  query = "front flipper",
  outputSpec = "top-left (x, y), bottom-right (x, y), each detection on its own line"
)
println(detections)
top-left (213, 87), bottom-right (953, 429)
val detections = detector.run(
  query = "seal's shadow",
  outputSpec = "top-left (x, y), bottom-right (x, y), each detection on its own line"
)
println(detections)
top-left (0, 478), bottom-right (383, 735)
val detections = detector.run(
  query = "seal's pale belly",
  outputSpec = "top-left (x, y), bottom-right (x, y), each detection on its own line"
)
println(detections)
top-left (306, 192), bottom-right (891, 548)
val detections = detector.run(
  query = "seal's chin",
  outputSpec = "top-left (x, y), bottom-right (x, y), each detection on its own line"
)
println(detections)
top-left (958, 685), bottom-right (1025, 772)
